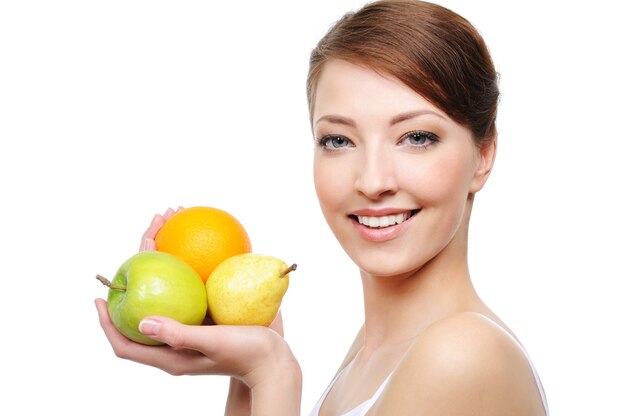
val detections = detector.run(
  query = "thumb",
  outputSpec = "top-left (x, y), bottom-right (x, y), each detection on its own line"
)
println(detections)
top-left (138, 316), bottom-right (217, 353)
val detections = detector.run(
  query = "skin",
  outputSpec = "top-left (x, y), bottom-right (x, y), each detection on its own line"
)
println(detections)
top-left (95, 60), bottom-right (547, 415)
top-left (311, 59), bottom-right (546, 415)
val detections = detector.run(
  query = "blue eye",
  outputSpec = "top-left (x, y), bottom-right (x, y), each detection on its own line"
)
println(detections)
top-left (400, 130), bottom-right (439, 147)
top-left (317, 135), bottom-right (353, 150)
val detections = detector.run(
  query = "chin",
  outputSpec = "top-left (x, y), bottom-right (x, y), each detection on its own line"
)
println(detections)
top-left (349, 249), bottom-right (427, 279)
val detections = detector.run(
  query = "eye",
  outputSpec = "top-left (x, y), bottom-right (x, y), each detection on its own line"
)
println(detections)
top-left (317, 135), bottom-right (353, 150)
top-left (400, 130), bottom-right (439, 148)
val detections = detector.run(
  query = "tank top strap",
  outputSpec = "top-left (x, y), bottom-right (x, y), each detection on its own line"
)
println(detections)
top-left (309, 369), bottom-right (393, 416)
top-left (309, 369), bottom-right (343, 416)
top-left (341, 372), bottom-right (393, 416)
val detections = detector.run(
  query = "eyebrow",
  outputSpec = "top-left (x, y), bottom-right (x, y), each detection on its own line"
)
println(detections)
top-left (314, 114), bottom-right (356, 127)
top-left (389, 110), bottom-right (446, 125)
top-left (314, 110), bottom-right (445, 128)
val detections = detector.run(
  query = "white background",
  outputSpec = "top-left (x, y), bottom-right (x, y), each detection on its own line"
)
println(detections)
top-left (1, 1), bottom-right (624, 414)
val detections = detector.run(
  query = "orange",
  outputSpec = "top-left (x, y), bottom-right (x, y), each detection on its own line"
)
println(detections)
top-left (154, 206), bottom-right (252, 283)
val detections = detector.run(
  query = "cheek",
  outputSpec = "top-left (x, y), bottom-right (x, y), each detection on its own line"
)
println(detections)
top-left (313, 157), bottom-right (347, 215)
top-left (405, 151), bottom-right (474, 204)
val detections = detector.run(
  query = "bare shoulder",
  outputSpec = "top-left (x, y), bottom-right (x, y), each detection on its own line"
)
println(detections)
top-left (371, 312), bottom-right (547, 415)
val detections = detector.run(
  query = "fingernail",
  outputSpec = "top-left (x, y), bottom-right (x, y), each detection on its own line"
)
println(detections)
top-left (139, 319), bottom-right (162, 336)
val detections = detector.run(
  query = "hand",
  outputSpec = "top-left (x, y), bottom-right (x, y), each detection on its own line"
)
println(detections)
top-left (95, 299), bottom-right (296, 379)
top-left (95, 298), bottom-right (293, 413)
top-left (98, 207), bottom-right (300, 413)
top-left (95, 299), bottom-right (301, 415)
top-left (138, 207), bottom-right (183, 251)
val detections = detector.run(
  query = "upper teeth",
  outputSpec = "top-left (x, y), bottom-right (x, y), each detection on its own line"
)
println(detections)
top-left (357, 212), bottom-right (411, 228)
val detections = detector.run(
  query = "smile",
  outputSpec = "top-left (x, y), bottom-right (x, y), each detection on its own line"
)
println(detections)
top-left (350, 209), bottom-right (419, 229)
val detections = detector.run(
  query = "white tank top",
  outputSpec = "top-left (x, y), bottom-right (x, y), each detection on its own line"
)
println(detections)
top-left (309, 349), bottom-right (549, 416)
top-left (309, 369), bottom-right (392, 416)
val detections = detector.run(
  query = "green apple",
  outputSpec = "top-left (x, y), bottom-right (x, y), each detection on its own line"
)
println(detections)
top-left (98, 251), bottom-right (207, 345)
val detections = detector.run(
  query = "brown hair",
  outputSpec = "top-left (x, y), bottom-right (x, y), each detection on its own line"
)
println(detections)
top-left (307, 0), bottom-right (499, 146)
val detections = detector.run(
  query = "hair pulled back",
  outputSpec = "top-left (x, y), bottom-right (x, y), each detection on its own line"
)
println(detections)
top-left (307, 0), bottom-right (499, 146)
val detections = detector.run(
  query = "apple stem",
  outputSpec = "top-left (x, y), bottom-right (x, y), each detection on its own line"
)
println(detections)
top-left (280, 264), bottom-right (297, 278)
top-left (96, 274), bottom-right (126, 291)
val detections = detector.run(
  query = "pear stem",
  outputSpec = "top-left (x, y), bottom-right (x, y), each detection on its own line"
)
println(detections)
top-left (96, 274), bottom-right (126, 291)
top-left (280, 264), bottom-right (297, 278)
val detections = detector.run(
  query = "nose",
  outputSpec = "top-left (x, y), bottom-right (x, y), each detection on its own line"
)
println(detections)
top-left (354, 146), bottom-right (399, 200)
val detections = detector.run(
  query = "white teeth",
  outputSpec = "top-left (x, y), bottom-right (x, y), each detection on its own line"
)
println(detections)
top-left (357, 212), bottom-right (411, 228)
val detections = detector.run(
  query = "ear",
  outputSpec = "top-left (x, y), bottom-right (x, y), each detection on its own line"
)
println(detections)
top-left (470, 137), bottom-right (497, 193)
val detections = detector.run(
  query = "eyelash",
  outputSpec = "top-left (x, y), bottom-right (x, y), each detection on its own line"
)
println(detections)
top-left (315, 130), bottom-right (439, 151)
top-left (315, 135), bottom-right (353, 150)
top-left (398, 130), bottom-right (440, 148)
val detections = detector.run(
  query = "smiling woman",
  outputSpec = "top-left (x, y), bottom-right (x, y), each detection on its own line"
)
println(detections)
top-left (306, 1), bottom-right (548, 415)
top-left (94, 1), bottom-right (549, 415)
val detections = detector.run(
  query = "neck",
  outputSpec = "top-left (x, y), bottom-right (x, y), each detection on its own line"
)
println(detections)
top-left (359, 227), bottom-right (482, 352)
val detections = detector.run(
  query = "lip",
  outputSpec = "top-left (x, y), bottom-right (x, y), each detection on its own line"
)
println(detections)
top-left (348, 208), bottom-right (419, 242)
top-left (350, 207), bottom-right (415, 216)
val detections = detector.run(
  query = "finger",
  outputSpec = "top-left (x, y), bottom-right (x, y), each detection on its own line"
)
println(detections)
top-left (145, 213), bottom-right (166, 239)
top-left (95, 298), bottom-right (117, 336)
top-left (138, 316), bottom-right (262, 373)
top-left (137, 317), bottom-right (239, 373)
top-left (96, 299), bottom-right (206, 364)
top-left (163, 205), bottom-right (184, 221)
top-left (139, 316), bottom-right (221, 355)
top-left (139, 238), bottom-right (156, 251)
top-left (95, 298), bottom-right (147, 356)
top-left (96, 299), bottom-right (213, 374)
top-left (138, 316), bottom-right (281, 377)
top-left (139, 214), bottom-right (166, 250)
top-left (163, 207), bottom-right (176, 220)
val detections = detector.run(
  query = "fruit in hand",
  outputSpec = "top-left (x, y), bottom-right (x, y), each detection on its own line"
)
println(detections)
top-left (97, 251), bottom-right (208, 345)
top-left (155, 206), bottom-right (252, 283)
top-left (206, 253), bottom-right (296, 326)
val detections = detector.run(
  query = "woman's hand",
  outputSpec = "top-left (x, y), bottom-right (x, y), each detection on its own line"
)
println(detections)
top-left (138, 207), bottom-right (182, 251)
top-left (95, 299), bottom-right (297, 378)
top-left (95, 300), bottom-right (300, 414)
top-left (97, 208), bottom-right (301, 415)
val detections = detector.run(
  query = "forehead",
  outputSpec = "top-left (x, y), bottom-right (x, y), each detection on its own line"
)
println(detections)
top-left (313, 59), bottom-right (446, 123)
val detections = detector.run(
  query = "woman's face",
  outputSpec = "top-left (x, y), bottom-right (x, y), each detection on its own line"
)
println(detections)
top-left (312, 59), bottom-right (494, 277)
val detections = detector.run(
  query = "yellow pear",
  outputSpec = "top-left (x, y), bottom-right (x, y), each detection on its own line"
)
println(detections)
top-left (206, 253), bottom-right (296, 326)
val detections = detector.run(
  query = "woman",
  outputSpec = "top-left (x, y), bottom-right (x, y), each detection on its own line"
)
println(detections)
top-left (96, 1), bottom-right (549, 414)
